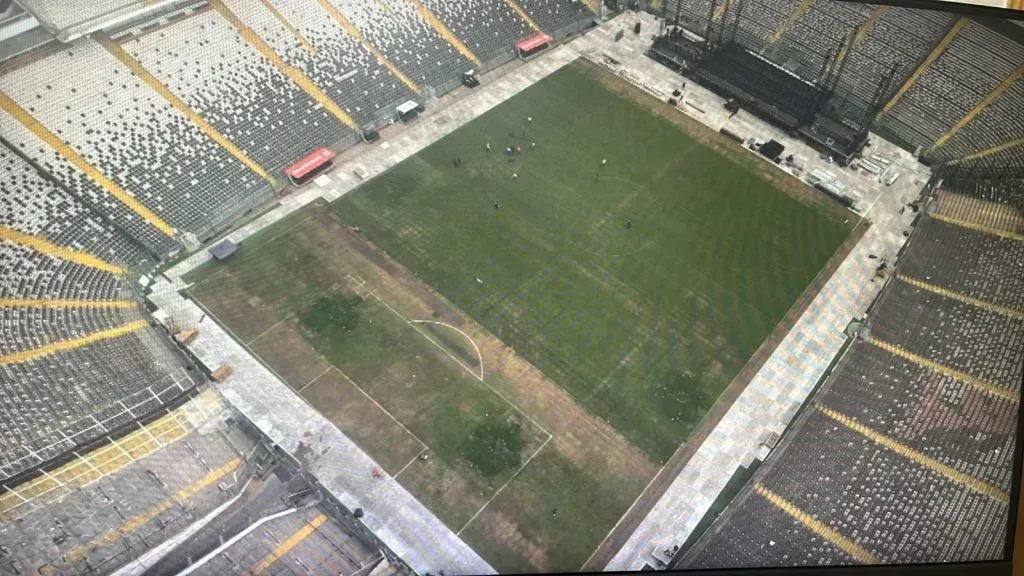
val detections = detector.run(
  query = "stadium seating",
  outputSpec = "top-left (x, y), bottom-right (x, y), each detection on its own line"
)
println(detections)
top-left (0, 144), bottom-right (152, 268)
top-left (0, 111), bottom-right (181, 257)
top-left (0, 39), bottom-right (267, 243)
top-left (900, 218), bottom-right (1024, 311)
top-left (327, 0), bottom-right (472, 91)
top-left (420, 0), bottom-right (535, 64)
top-left (880, 20), bottom-right (1024, 155)
top-left (259, 0), bottom-right (419, 127)
top-left (765, 1), bottom-right (871, 82)
top-left (870, 280), bottom-right (1024, 390)
top-left (818, 344), bottom-right (1016, 490)
top-left (731, 0), bottom-right (801, 55)
top-left (0, 238), bottom-right (190, 479)
top-left (124, 8), bottom-right (354, 176)
top-left (0, 143), bottom-right (189, 481)
top-left (687, 480), bottom-right (854, 567)
top-left (761, 410), bottom-right (1009, 563)
top-left (930, 79), bottom-right (1024, 164)
top-left (830, 8), bottom-right (954, 124)
top-left (516, 0), bottom-right (593, 35)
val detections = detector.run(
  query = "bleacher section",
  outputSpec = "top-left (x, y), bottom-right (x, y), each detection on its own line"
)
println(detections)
top-left (517, 0), bottom-right (593, 35)
top-left (0, 328), bottom-right (190, 474)
top-left (930, 76), bottom-right (1024, 165)
top-left (730, 0), bottom-right (801, 56)
top-left (0, 145), bottom-right (193, 482)
top-left (0, 39), bottom-right (267, 244)
top-left (123, 8), bottom-right (354, 176)
top-left (881, 19), bottom-right (1024, 159)
top-left (680, 186), bottom-right (1023, 568)
top-left (1, 145), bottom-right (152, 268)
top-left (420, 0), bottom-right (534, 64)
top-left (233, 0), bottom-right (417, 127)
top-left (901, 219), bottom-right (1024, 310)
top-left (766, 0), bottom-right (871, 82)
top-left (326, 0), bottom-right (473, 91)
top-left (832, 9), bottom-right (954, 125)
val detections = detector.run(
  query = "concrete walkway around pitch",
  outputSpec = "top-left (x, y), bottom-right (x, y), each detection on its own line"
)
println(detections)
top-left (582, 12), bottom-right (934, 571)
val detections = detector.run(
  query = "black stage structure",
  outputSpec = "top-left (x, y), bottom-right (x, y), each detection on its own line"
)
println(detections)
top-left (650, 0), bottom-right (897, 165)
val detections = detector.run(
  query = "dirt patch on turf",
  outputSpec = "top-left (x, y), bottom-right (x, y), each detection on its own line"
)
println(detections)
top-left (467, 507), bottom-right (552, 571)
top-left (189, 277), bottom-right (284, 342)
top-left (299, 368), bottom-right (424, 475)
top-left (249, 321), bottom-right (331, 390)
top-left (574, 59), bottom-right (850, 224)
top-left (395, 455), bottom-right (490, 529)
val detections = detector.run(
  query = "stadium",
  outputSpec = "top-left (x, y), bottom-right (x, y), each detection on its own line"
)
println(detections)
top-left (0, 0), bottom-right (1020, 574)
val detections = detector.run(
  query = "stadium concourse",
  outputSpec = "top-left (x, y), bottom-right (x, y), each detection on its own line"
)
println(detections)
top-left (0, 0), bottom-right (1022, 575)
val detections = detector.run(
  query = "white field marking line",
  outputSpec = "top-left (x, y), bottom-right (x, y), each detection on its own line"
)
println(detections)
top-left (457, 435), bottom-right (552, 535)
top-left (297, 365), bottom-right (334, 394)
top-left (408, 320), bottom-right (485, 380)
top-left (369, 291), bottom-right (552, 439)
top-left (247, 315), bottom-right (291, 345)
top-left (394, 447), bottom-right (428, 479)
top-left (346, 274), bottom-right (369, 296)
top-left (332, 366), bottom-right (430, 450)
top-left (187, 295), bottom-right (295, 393)
top-left (579, 458), bottom-right (669, 570)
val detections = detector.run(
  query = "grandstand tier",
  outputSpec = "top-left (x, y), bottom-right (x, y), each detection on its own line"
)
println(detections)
top-left (420, 0), bottom-right (535, 63)
top-left (122, 8), bottom-right (355, 176)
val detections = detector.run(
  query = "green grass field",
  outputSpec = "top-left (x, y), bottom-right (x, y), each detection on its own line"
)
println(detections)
top-left (186, 59), bottom-right (852, 571)
top-left (331, 61), bottom-right (852, 461)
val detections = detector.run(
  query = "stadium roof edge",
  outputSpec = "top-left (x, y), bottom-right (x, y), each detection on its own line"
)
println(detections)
top-left (15, 0), bottom-right (193, 42)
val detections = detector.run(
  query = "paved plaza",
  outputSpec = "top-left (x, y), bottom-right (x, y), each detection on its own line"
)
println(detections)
top-left (152, 12), bottom-right (933, 574)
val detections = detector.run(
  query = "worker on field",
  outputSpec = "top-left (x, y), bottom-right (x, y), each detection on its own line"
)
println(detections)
top-left (531, 142), bottom-right (536, 149)
top-left (512, 173), bottom-right (518, 180)
top-left (601, 158), bottom-right (608, 166)
top-left (494, 201), bottom-right (501, 210)
top-left (527, 116), bottom-right (533, 123)
top-left (626, 219), bottom-right (632, 229)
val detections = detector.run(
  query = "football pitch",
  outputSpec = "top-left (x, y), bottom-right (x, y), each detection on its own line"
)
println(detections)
top-left (186, 60), bottom-right (853, 571)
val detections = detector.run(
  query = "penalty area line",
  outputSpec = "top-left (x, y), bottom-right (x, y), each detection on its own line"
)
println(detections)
top-left (457, 435), bottom-right (552, 535)
top-left (408, 319), bottom-right (485, 380)
top-left (368, 291), bottom-right (552, 439)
